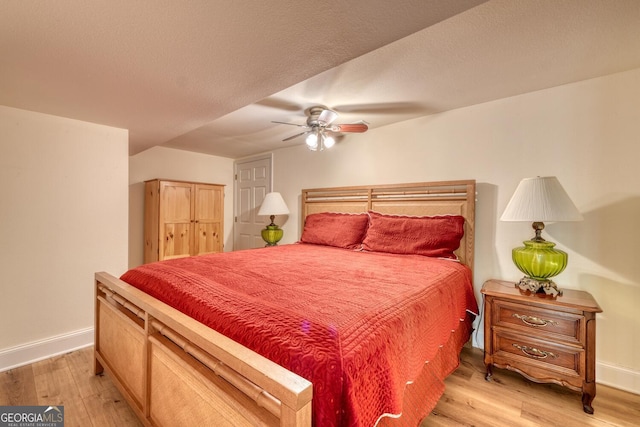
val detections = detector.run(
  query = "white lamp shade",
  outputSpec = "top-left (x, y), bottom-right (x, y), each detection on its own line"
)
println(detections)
top-left (501, 176), bottom-right (583, 222)
top-left (258, 192), bottom-right (290, 216)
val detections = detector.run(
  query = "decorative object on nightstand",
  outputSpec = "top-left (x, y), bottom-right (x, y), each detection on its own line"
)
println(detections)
top-left (501, 176), bottom-right (583, 297)
top-left (482, 279), bottom-right (602, 414)
top-left (258, 192), bottom-right (290, 246)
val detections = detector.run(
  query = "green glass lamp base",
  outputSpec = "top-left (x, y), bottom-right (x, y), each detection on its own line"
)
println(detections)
top-left (261, 224), bottom-right (283, 247)
top-left (512, 240), bottom-right (568, 297)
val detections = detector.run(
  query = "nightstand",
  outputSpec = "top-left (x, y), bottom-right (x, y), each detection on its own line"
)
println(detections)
top-left (481, 279), bottom-right (602, 414)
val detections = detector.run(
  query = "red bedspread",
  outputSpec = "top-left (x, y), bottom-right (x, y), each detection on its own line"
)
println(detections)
top-left (121, 243), bottom-right (478, 427)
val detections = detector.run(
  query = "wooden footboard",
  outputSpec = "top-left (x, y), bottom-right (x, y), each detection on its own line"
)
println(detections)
top-left (94, 272), bottom-right (312, 427)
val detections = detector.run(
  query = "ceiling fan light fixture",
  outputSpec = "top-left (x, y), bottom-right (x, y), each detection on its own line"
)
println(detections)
top-left (305, 132), bottom-right (318, 150)
top-left (323, 134), bottom-right (335, 149)
top-left (317, 109), bottom-right (338, 126)
top-left (274, 105), bottom-right (368, 151)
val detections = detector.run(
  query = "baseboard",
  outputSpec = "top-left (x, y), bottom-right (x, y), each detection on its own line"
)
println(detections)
top-left (0, 327), bottom-right (94, 372)
top-left (597, 361), bottom-right (640, 396)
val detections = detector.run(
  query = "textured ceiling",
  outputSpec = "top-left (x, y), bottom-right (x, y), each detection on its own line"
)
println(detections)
top-left (2, 0), bottom-right (640, 158)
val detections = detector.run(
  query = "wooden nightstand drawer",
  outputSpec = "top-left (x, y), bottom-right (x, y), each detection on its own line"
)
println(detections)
top-left (494, 300), bottom-right (583, 344)
top-left (494, 330), bottom-right (583, 377)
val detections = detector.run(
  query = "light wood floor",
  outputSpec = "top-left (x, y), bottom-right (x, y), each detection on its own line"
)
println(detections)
top-left (425, 347), bottom-right (639, 427)
top-left (1, 346), bottom-right (638, 426)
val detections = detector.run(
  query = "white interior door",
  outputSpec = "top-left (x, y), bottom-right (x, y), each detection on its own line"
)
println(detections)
top-left (233, 155), bottom-right (272, 250)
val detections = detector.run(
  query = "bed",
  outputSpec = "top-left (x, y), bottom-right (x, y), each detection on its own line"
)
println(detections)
top-left (94, 180), bottom-right (477, 427)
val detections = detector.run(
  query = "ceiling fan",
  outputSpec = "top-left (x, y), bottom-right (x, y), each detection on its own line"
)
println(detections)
top-left (272, 106), bottom-right (368, 151)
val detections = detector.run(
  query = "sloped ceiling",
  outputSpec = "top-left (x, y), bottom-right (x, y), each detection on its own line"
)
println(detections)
top-left (2, 0), bottom-right (640, 158)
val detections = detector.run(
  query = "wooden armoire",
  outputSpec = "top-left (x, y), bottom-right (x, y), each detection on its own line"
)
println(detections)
top-left (144, 179), bottom-right (224, 263)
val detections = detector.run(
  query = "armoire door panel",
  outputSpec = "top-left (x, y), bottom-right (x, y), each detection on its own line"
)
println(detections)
top-left (162, 223), bottom-right (192, 259)
top-left (160, 183), bottom-right (193, 222)
top-left (195, 186), bottom-right (223, 221)
top-left (196, 223), bottom-right (222, 256)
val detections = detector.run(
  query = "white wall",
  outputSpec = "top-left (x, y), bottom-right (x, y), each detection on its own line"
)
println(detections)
top-left (0, 106), bottom-right (128, 369)
top-left (128, 146), bottom-right (235, 267)
top-left (271, 68), bottom-right (640, 394)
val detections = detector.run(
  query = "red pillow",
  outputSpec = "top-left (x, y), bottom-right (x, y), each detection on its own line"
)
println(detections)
top-left (362, 211), bottom-right (465, 259)
top-left (300, 212), bottom-right (369, 249)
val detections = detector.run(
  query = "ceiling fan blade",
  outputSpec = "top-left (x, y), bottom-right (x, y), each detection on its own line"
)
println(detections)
top-left (272, 120), bottom-right (308, 128)
top-left (330, 123), bottom-right (369, 133)
top-left (282, 131), bottom-right (310, 142)
top-left (317, 109), bottom-right (338, 126)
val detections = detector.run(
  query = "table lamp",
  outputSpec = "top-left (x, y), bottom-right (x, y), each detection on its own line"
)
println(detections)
top-left (258, 192), bottom-right (290, 246)
top-left (501, 176), bottom-right (583, 297)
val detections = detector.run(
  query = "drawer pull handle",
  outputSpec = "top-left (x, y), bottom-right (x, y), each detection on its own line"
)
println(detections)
top-left (512, 343), bottom-right (558, 359)
top-left (512, 313), bottom-right (558, 327)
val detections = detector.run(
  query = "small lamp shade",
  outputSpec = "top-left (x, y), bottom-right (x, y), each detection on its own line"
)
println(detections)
top-left (258, 192), bottom-right (289, 217)
top-left (501, 176), bottom-right (583, 223)
top-left (501, 176), bottom-right (582, 297)
top-left (258, 192), bottom-right (289, 246)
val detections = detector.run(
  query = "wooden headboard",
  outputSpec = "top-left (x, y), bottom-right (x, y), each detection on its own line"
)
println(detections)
top-left (301, 180), bottom-right (476, 271)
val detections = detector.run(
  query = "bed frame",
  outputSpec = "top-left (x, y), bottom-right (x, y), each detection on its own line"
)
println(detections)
top-left (94, 179), bottom-right (475, 427)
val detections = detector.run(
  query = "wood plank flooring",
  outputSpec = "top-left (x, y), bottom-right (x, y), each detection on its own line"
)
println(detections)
top-left (1, 346), bottom-right (638, 426)
top-left (425, 347), bottom-right (639, 427)
top-left (0, 346), bottom-right (142, 427)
